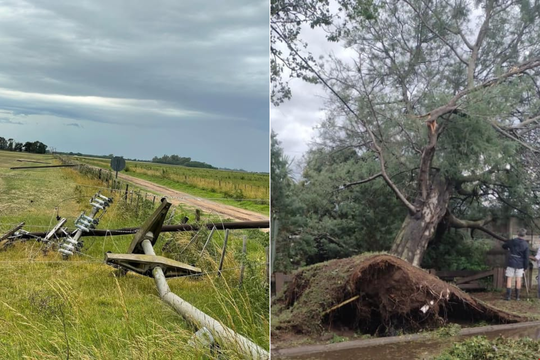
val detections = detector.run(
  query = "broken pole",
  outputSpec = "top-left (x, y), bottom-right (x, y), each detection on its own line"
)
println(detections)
top-left (217, 229), bottom-right (229, 277)
top-left (10, 164), bottom-right (77, 170)
top-left (112, 199), bottom-right (268, 359)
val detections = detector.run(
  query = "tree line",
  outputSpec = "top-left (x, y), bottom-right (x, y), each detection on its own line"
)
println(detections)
top-left (0, 137), bottom-right (48, 154)
top-left (151, 154), bottom-right (215, 169)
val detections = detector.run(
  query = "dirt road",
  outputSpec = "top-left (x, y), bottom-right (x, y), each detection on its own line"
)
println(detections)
top-left (115, 172), bottom-right (269, 222)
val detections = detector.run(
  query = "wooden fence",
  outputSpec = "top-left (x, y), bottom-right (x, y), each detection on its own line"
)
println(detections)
top-left (272, 267), bottom-right (526, 296)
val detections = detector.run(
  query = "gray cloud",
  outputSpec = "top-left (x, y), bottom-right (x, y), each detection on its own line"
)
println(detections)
top-left (0, 117), bottom-right (23, 125)
top-left (0, 0), bottom-right (269, 171)
top-left (271, 25), bottom-right (345, 164)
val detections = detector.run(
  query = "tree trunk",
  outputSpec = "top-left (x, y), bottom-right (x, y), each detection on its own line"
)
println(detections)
top-left (390, 178), bottom-right (452, 266)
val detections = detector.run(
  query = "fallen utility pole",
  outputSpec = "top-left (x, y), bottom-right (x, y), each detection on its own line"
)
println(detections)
top-left (0, 222), bottom-right (25, 250)
top-left (16, 220), bottom-right (269, 239)
top-left (105, 199), bottom-right (269, 359)
top-left (17, 159), bottom-right (50, 164)
top-left (10, 164), bottom-right (78, 170)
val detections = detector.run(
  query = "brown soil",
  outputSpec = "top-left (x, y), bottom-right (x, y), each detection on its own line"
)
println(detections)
top-left (272, 254), bottom-right (527, 342)
top-left (114, 172), bottom-right (268, 222)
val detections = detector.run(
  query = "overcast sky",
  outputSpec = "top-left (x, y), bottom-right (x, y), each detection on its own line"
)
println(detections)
top-left (0, 0), bottom-right (269, 172)
top-left (271, 25), bottom-right (348, 174)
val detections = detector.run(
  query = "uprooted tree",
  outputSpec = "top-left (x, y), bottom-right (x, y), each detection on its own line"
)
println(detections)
top-left (273, 0), bottom-right (540, 266)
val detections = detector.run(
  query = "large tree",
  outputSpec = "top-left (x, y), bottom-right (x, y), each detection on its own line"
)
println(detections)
top-left (284, 0), bottom-right (540, 266)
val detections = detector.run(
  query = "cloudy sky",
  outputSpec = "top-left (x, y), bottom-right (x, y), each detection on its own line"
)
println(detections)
top-left (271, 26), bottom-right (347, 172)
top-left (0, 0), bottom-right (269, 172)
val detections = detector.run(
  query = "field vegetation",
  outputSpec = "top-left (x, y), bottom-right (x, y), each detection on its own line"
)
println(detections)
top-left (74, 156), bottom-right (269, 215)
top-left (0, 150), bottom-right (269, 359)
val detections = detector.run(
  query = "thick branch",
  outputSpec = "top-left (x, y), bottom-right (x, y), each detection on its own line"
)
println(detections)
top-left (504, 115), bottom-right (540, 130)
top-left (448, 212), bottom-right (506, 241)
top-left (423, 57), bottom-right (540, 121)
top-left (340, 173), bottom-right (382, 190)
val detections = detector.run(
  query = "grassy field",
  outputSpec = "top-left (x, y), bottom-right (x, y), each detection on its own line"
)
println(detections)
top-left (0, 150), bottom-right (269, 359)
top-left (73, 156), bottom-right (270, 215)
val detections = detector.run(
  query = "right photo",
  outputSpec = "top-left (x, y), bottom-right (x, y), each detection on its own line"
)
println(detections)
top-left (270, 1), bottom-right (540, 359)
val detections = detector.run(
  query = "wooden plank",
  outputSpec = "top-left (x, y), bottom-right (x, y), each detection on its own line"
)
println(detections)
top-left (457, 282), bottom-right (486, 290)
top-left (455, 270), bottom-right (495, 285)
top-left (322, 295), bottom-right (360, 316)
top-left (435, 270), bottom-right (479, 278)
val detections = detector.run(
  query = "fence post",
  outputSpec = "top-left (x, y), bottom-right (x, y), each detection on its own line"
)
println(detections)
top-left (124, 184), bottom-right (129, 201)
top-left (200, 226), bottom-right (216, 257)
top-left (239, 235), bottom-right (247, 286)
top-left (218, 229), bottom-right (229, 277)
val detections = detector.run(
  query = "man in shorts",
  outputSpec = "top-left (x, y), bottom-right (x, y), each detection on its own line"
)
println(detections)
top-left (503, 228), bottom-right (529, 301)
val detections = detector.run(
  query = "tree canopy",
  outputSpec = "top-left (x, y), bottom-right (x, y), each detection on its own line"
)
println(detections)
top-left (151, 154), bottom-right (215, 169)
top-left (272, 0), bottom-right (540, 268)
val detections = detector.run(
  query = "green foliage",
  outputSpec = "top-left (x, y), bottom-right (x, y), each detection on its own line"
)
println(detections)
top-left (290, 148), bottom-right (405, 266)
top-left (432, 323), bottom-right (461, 338)
top-left (152, 154), bottom-right (215, 169)
top-left (435, 336), bottom-right (540, 360)
top-left (271, 132), bottom-right (305, 271)
top-left (422, 231), bottom-right (491, 271)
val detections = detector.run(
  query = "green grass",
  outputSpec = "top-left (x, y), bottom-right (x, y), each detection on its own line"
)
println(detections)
top-left (74, 156), bottom-right (269, 215)
top-left (0, 150), bottom-right (269, 359)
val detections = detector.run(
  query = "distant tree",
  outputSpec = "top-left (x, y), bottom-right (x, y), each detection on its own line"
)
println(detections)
top-left (7, 138), bottom-right (13, 151)
top-left (14, 142), bottom-right (23, 152)
top-left (152, 154), bottom-right (214, 169)
top-left (34, 141), bottom-right (47, 154)
top-left (0, 137), bottom-right (7, 150)
top-left (23, 141), bottom-right (35, 153)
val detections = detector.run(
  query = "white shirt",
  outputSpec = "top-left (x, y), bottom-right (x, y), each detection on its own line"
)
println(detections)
top-left (535, 248), bottom-right (540, 266)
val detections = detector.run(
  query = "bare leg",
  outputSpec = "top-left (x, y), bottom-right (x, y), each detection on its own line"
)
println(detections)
top-left (516, 277), bottom-right (522, 289)
top-left (507, 276), bottom-right (514, 288)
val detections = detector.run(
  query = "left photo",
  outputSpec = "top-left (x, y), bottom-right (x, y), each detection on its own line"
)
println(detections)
top-left (0, 1), bottom-right (270, 359)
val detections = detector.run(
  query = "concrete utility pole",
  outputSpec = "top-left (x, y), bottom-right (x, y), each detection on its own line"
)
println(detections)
top-left (105, 199), bottom-right (268, 359)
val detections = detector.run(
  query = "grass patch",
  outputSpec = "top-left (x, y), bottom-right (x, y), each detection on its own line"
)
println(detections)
top-left (435, 336), bottom-right (540, 360)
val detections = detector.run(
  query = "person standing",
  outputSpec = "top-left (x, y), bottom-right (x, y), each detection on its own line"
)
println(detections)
top-left (502, 228), bottom-right (529, 301)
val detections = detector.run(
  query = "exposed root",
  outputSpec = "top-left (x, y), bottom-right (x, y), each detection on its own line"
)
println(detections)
top-left (273, 254), bottom-right (526, 336)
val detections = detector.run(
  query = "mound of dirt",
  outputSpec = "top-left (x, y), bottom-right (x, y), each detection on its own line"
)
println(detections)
top-left (272, 254), bottom-right (526, 337)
